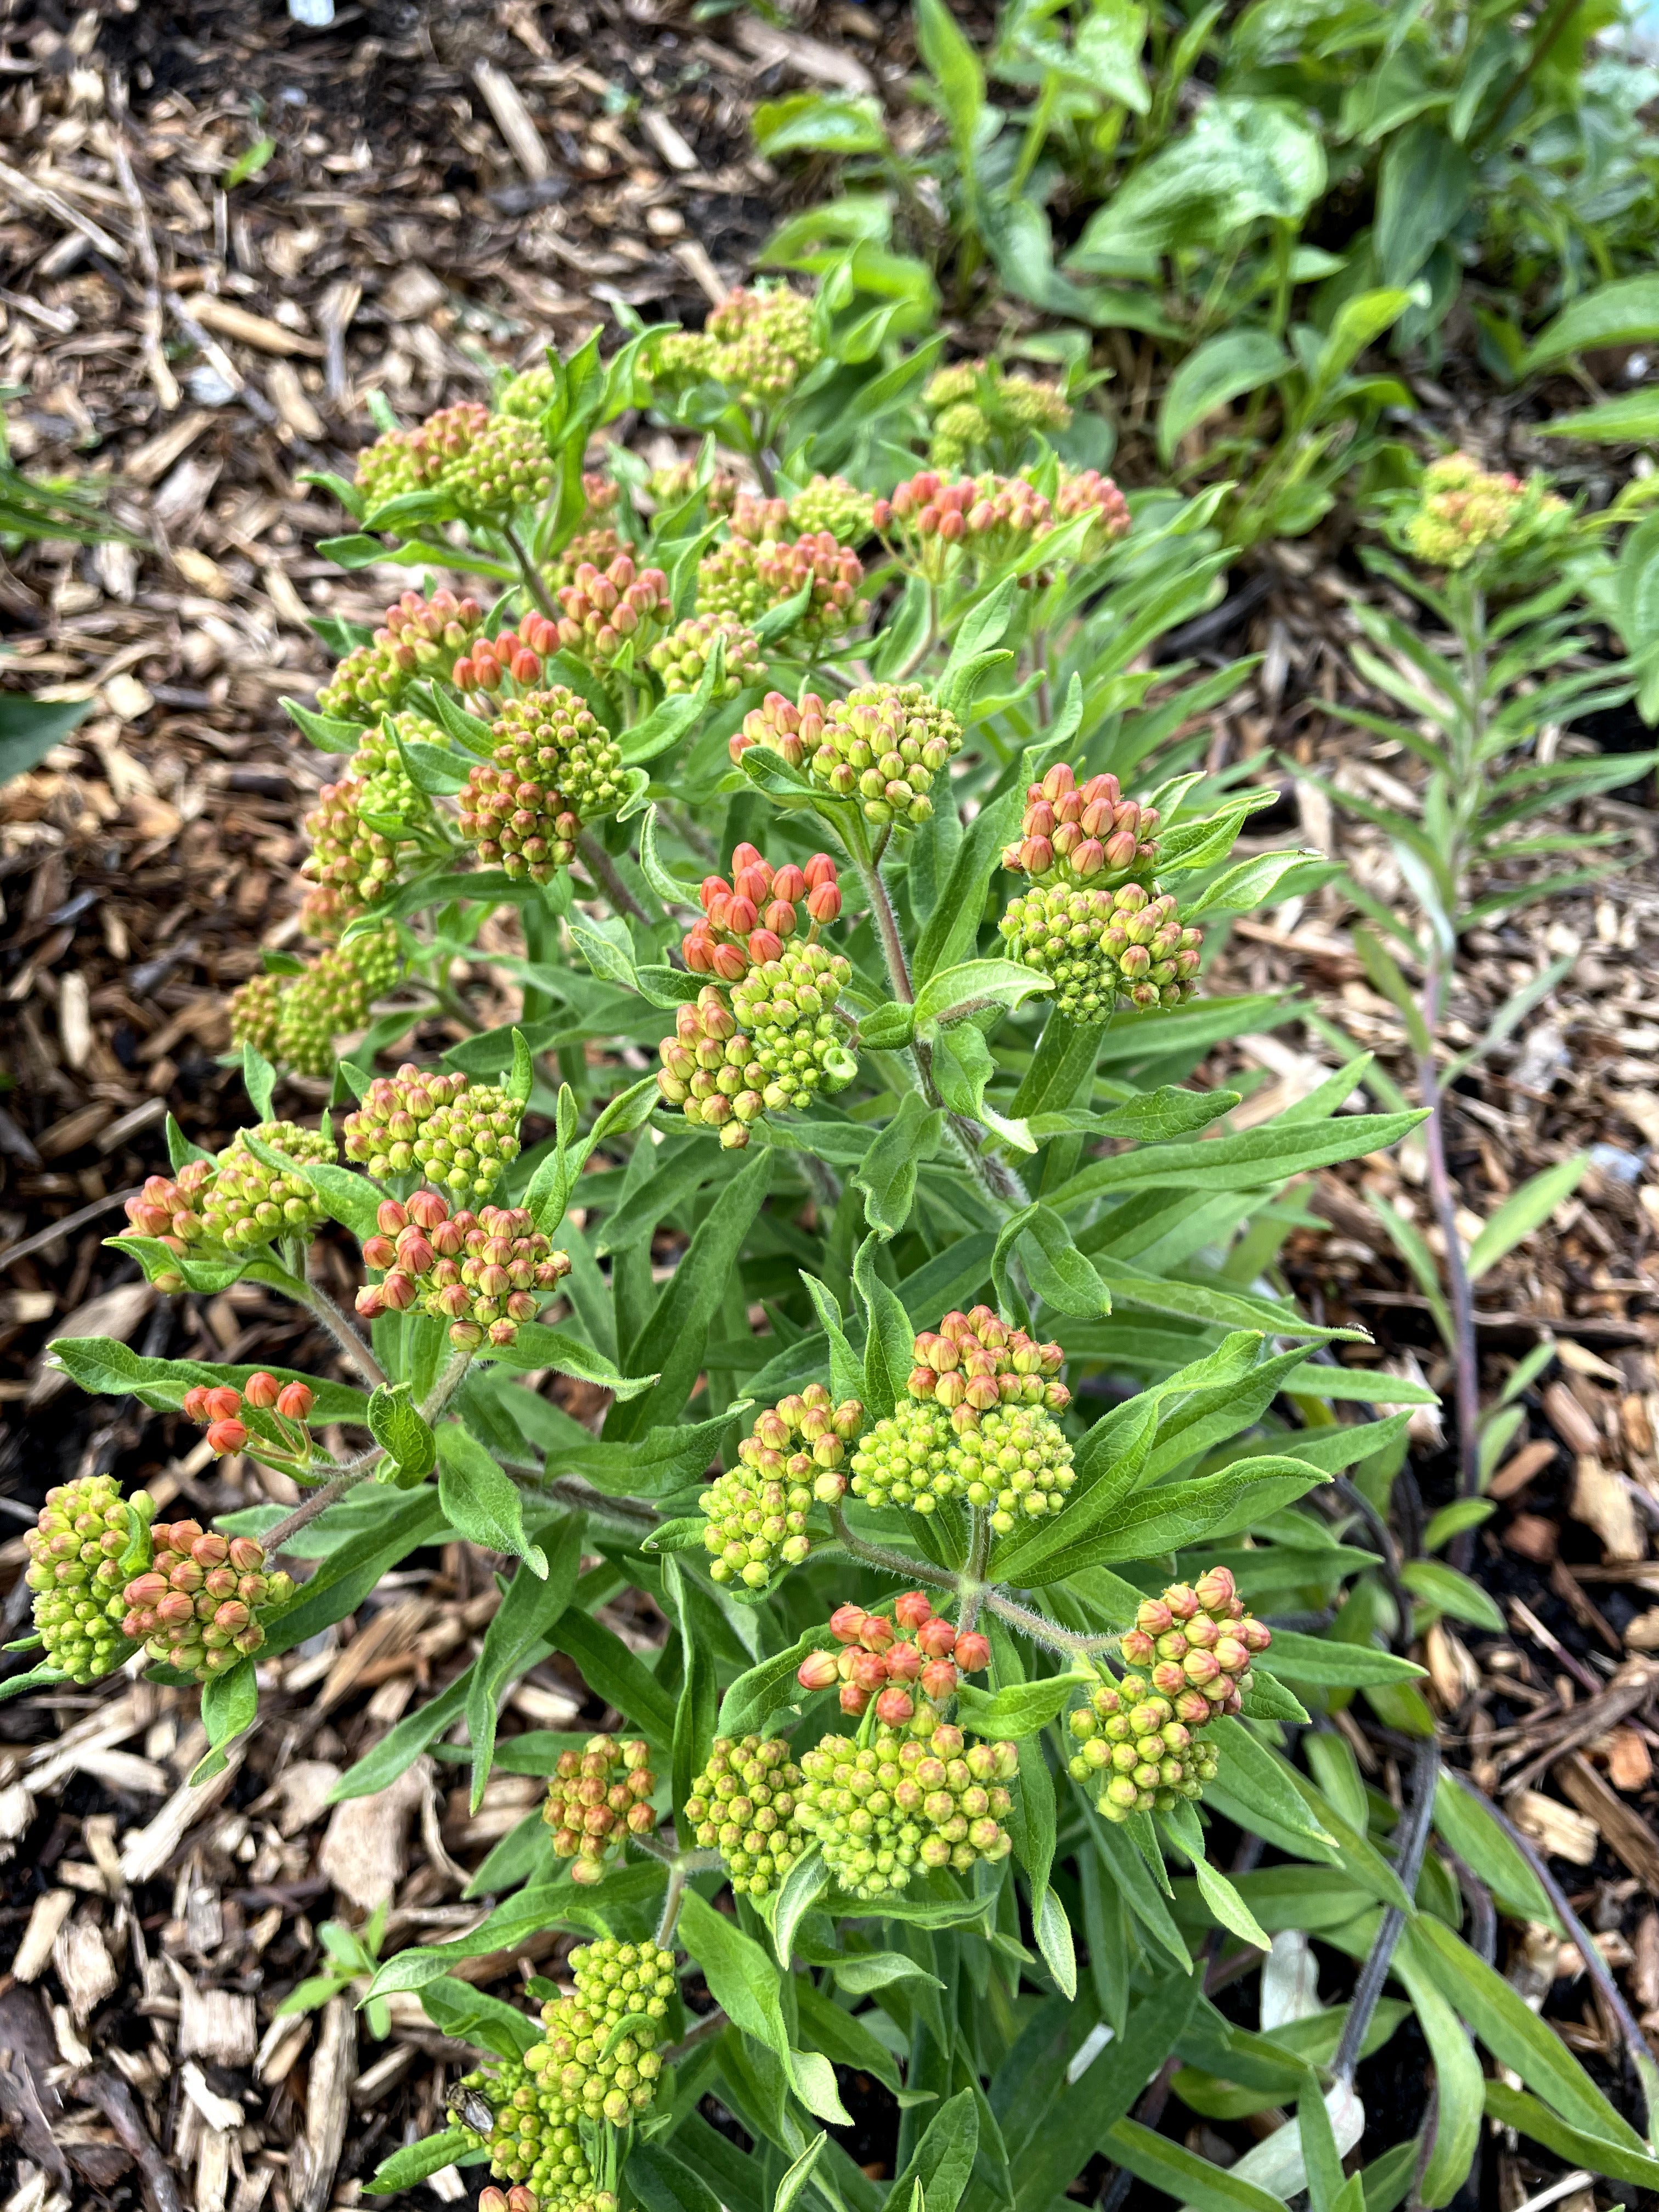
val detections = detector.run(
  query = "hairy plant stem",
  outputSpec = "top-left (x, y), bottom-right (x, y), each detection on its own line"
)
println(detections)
top-left (830, 1505), bottom-right (1116, 1655)
top-left (1331, 1734), bottom-right (1440, 2090)
top-left (957, 1510), bottom-right (991, 1633)
top-left (1418, 949), bottom-right (1482, 1530)
top-left (506, 520), bottom-right (559, 620)
top-left (261, 1347), bottom-right (473, 1554)
top-left (290, 1269), bottom-right (387, 1391)
top-left (579, 830), bottom-right (652, 926)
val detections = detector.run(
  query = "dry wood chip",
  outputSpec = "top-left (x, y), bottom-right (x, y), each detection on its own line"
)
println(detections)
top-left (170, 1959), bottom-right (256, 2068)
top-left (380, 264), bottom-right (447, 322)
top-left (180, 2061), bottom-right (243, 2134)
top-left (472, 59), bottom-right (550, 180)
top-left (1554, 1752), bottom-right (1659, 1891)
top-left (1488, 1438), bottom-right (1558, 1501)
top-left (1624, 1606), bottom-right (1659, 1650)
top-left (731, 15), bottom-right (877, 91)
top-left (1544, 1381), bottom-right (1605, 1459)
top-left (253, 2012), bottom-right (309, 2088)
top-left (195, 2126), bottom-right (231, 2212)
top-left (316, 1759), bottom-right (426, 1910)
top-left (53, 1912), bottom-right (118, 2023)
top-left (1510, 1788), bottom-right (1600, 1866)
top-left (260, 1759), bottom-right (342, 1836)
top-left (1570, 1455), bottom-right (1645, 1561)
top-left (292, 1997), bottom-right (356, 2212)
top-left (119, 1754), bottom-right (241, 1886)
top-left (173, 296), bottom-right (323, 358)
top-left (13, 1890), bottom-right (75, 1983)
top-left (641, 111), bottom-right (701, 173)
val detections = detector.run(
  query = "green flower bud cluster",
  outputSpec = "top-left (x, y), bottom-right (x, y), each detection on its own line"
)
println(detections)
top-left (646, 614), bottom-right (767, 698)
top-left (923, 360), bottom-right (1071, 470)
top-left (27, 1476), bottom-right (144, 1683)
top-left (409, 399), bottom-right (491, 477)
top-left (228, 972), bottom-right (283, 1063)
top-left (646, 461), bottom-right (738, 514)
top-left (729, 940), bottom-right (857, 1110)
top-left (684, 1735), bottom-right (807, 1894)
top-left (698, 1384), bottom-right (862, 1588)
top-left (317, 590), bottom-right (484, 721)
top-left (438, 414), bottom-right (556, 521)
top-left (649, 328), bottom-right (721, 391)
top-left (1404, 452), bottom-right (1564, 570)
top-left (353, 426), bottom-right (424, 509)
top-left (121, 1520), bottom-right (293, 1679)
top-left (788, 473), bottom-right (878, 544)
top-left (540, 1735), bottom-right (657, 1882)
top-left (199, 1121), bottom-right (332, 1251)
top-left (846, 1397), bottom-right (955, 1515)
top-left (498, 365), bottom-right (558, 421)
top-left (998, 881), bottom-right (1201, 1019)
top-left (698, 532), bottom-right (866, 648)
top-left (455, 2056), bottom-right (608, 2209)
top-left (545, 526), bottom-right (625, 591)
top-left (458, 687), bottom-right (625, 882)
top-left (947, 1403), bottom-right (1076, 1536)
top-left (269, 928), bottom-right (403, 1076)
top-left (343, 1063), bottom-right (522, 1198)
top-left (704, 285), bottom-right (820, 406)
top-left (1068, 1674), bottom-right (1219, 1821)
top-left (527, 1937), bottom-right (676, 2123)
top-left (730, 682), bottom-right (961, 828)
top-left (794, 1719), bottom-right (1018, 1898)
top-left (299, 774), bottom-right (408, 936)
top-left (656, 986), bottom-right (766, 1148)
top-left (352, 710), bottom-right (441, 819)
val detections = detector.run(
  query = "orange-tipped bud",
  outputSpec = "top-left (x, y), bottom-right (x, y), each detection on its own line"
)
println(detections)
top-left (830, 1603), bottom-right (867, 1645)
top-left (242, 1372), bottom-right (280, 1409)
top-left (206, 1418), bottom-right (247, 1457)
top-left (915, 1616), bottom-right (956, 1658)
top-left (919, 1658), bottom-right (958, 1700)
top-left (276, 1382), bottom-right (314, 1421)
top-left (205, 1386), bottom-right (242, 1423)
top-left (894, 1590), bottom-right (934, 1629)
top-left (953, 1630), bottom-right (990, 1672)
top-left (875, 1686), bottom-right (915, 1726)
top-left (797, 1649), bottom-right (840, 1691)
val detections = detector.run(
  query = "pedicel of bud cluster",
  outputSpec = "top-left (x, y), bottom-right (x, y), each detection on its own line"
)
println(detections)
top-left (794, 1718), bottom-right (1019, 1898)
top-left (555, 554), bottom-right (672, 668)
top-left (730, 682), bottom-right (961, 828)
top-left (539, 1735), bottom-right (656, 1883)
top-left (356, 1190), bottom-right (572, 1351)
top-left (849, 1308), bottom-right (1076, 1530)
top-left (196, 1121), bottom-right (331, 1253)
top-left (787, 472), bottom-right (878, 545)
top-left (317, 590), bottom-right (483, 721)
top-left (458, 687), bottom-right (626, 882)
top-left (179, 1374), bottom-right (317, 1470)
top-left (437, 414), bottom-right (555, 522)
top-left (27, 1475), bottom-right (149, 1683)
top-left (683, 1734), bottom-right (805, 1894)
top-left (796, 1591), bottom-right (992, 1724)
top-left (1002, 764), bottom-right (1161, 890)
top-left (999, 879), bottom-right (1201, 1020)
top-left (646, 613), bottom-right (767, 698)
top-left (343, 1063), bottom-right (522, 1198)
top-left (698, 1383), bottom-right (862, 1587)
top-left (264, 927), bottom-right (403, 1077)
top-left (697, 531), bottom-right (866, 648)
top-left (122, 1522), bottom-right (293, 1679)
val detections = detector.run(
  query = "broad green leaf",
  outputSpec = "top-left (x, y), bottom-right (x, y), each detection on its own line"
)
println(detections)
top-left (678, 1889), bottom-right (849, 2124)
top-left (1400, 1559), bottom-right (1505, 1633)
top-left (1257, 1628), bottom-right (1427, 1688)
top-left (1046, 1109), bottom-right (1426, 1210)
top-left (1104, 2117), bottom-right (1289, 2212)
top-left (1527, 274), bottom-right (1659, 370)
top-left (437, 1424), bottom-right (546, 1576)
top-left (364, 2130), bottom-right (473, 2193)
top-left (1430, 1774), bottom-right (1559, 1931)
top-left (953, 1675), bottom-right (1076, 1739)
top-left (1158, 331), bottom-right (1290, 465)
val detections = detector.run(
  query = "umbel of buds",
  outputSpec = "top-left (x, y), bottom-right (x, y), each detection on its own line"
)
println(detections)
top-left (459, 687), bottom-right (625, 882)
top-left (122, 1523), bottom-right (292, 1679)
top-left (452, 613), bottom-right (559, 697)
top-left (681, 845), bottom-right (842, 981)
top-left (27, 1475), bottom-right (146, 1683)
top-left (459, 1939), bottom-right (675, 2202)
top-left (353, 425), bottom-right (425, 509)
top-left (318, 590), bottom-right (483, 722)
top-left (684, 1735), bottom-right (806, 1894)
top-left (199, 1122), bottom-right (333, 1252)
top-left (123, 1158), bottom-right (213, 1288)
top-left (343, 1064), bottom-right (522, 1199)
top-left (1068, 1676), bottom-right (1220, 1821)
top-left (270, 928), bottom-right (403, 1077)
top-left (698, 1384), bottom-right (862, 1587)
top-left (794, 1719), bottom-right (1019, 1898)
top-left (300, 772), bottom-right (410, 936)
top-left (356, 1191), bottom-right (571, 1351)
top-left (556, 554), bottom-right (672, 667)
top-left (352, 710), bottom-right (441, 820)
top-left (1003, 764), bottom-right (1161, 889)
top-left (540, 1735), bottom-right (656, 1883)
top-left (999, 880), bottom-right (1201, 1020)
top-left (697, 532), bottom-right (866, 647)
top-left (787, 473), bottom-right (878, 544)
top-left (850, 1310), bottom-right (1076, 1530)
top-left (1118, 1567), bottom-right (1271, 1721)
top-left (1054, 467), bottom-right (1132, 554)
top-left (871, 471), bottom-right (1052, 581)
top-left (923, 360), bottom-right (1073, 462)
top-left (654, 987), bottom-right (765, 1149)
top-left (731, 682), bottom-right (962, 828)
top-left (646, 614), bottom-right (767, 698)
top-left (181, 1375), bottom-right (315, 1465)
top-left (650, 285), bottom-right (820, 409)
top-left (797, 1592), bottom-right (992, 1724)
top-left (1404, 450), bottom-right (1562, 570)
top-left (437, 415), bottom-right (555, 521)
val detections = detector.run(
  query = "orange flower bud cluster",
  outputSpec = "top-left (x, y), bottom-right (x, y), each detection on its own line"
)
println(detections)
top-left (796, 1592), bottom-right (992, 1724)
top-left (540, 1735), bottom-right (656, 1882)
top-left (1002, 764), bottom-right (1160, 889)
top-left (730, 490), bottom-right (792, 542)
top-left (318, 589), bottom-right (483, 721)
top-left (699, 1384), bottom-right (862, 1587)
top-left (122, 1522), bottom-right (292, 1678)
top-left (451, 612), bottom-right (560, 695)
top-left (355, 1191), bottom-right (571, 1351)
top-left (730, 681), bottom-right (960, 828)
top-left (680, 844), bottom-right (841, 982)
top-left (907, 1307), bottom-right (1070, 1424)
top-left (1116, 1566), bottom-right (1271, 1721)
top-left (1054, 467), bottom-right (1131, 551)
top-left (124, 1159), bottom-right (214, 1287)
top-left (698, 531), bottom-right (866, 647)
top-left (871, 471), bottom-right (1056, 579)
top-left (555, 553), bottom-right (671, 666)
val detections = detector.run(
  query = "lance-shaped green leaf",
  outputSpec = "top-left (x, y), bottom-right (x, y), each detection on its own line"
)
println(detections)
top-left (368, 1381), bottom-right (437, 1483)
top-left (855, 1092), bottom-right (943, 1241)
top-left (1048, 1108), bottom-right (1427, 1210)
top-left (678, 1889), bottom-right (850, 2124)
top-left (991, 1203), bottom-right (1111, 1322)
top-left (364, 2131), bottom-right (475, 2194)
top-left (281, 696), bottom-right (364, 753)
top-left (437, 1424), bottom-right (546, 1577)
top-left (912, 957), bottom-right (1051, 1030)
top-left (1465, 1155), bottom-right (1587, 1281)
top-left (953, 1675), bottom-right (1077, 1740)
top-left (466, 1508), bottom-right (582, 1808)
top-left (621, 630), bottom-right (726, 763)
